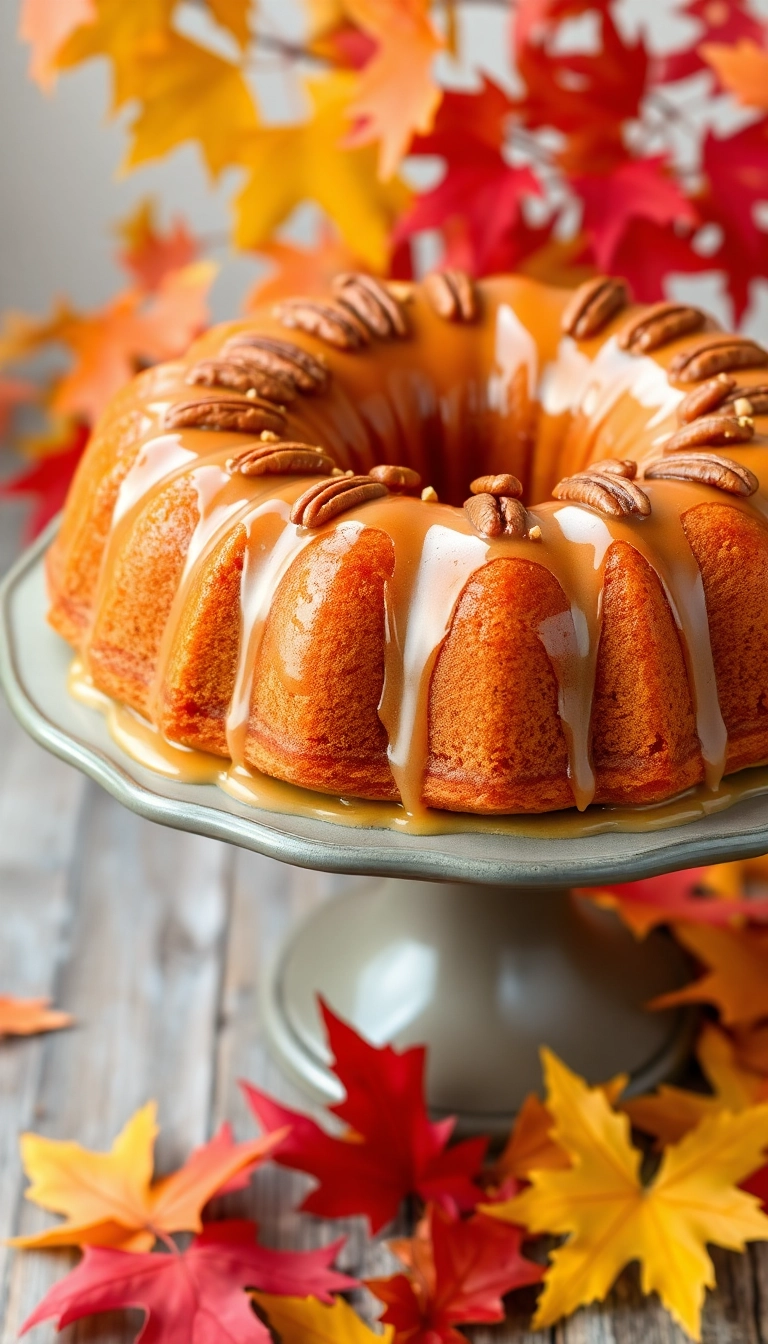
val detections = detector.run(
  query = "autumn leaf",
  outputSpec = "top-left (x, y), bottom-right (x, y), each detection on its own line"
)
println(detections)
top-left (0, 422), bottom-right (89, 541)
top-left (56, 0), bottom-right (177, 107)
top-left (21, 1219), bottom-right (356, 1344)
top-left (12, 1102), bottom-right (285, 1252)
top-left (242, 1001), bottom-right (486, 1233)
top-left (577, 862), bottom-right (768, 938)
top-left (701, 38), bottom-right (768, 111)
top-left (700, 122), bottom-right (768, 321)
top-left (367, 1204), bottom-right (542, 1343)
top-left (253, 1292), bottom-right (392, 1344)
top-left (484, 1049), bottom-right (768, 1340)
top-left (652, 924), bottom-right (768, 1025)
top-left (657, 0), bottom-right (764, 84)
top-left (0, 995), bottom-right (72, 1038)
top-left (342, 0), bottom-right (444, 179)
top-left (19, 0), bottom-right (96, 90)
top-left (244, 225), bottom-right (371, 311)
top-left (116, 198), bottom-right (198, 292)
top-left (572, 157), bottom-right (698, 274)
top-left (234, 73), bottom-right (408, 270)
top-left (208, 0), bottom-right (252, 51)
top-left (489, 1075), bottom-right (628, 1189)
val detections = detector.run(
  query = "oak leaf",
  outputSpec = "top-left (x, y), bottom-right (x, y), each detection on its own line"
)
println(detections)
top-left (367, 1204), bottom-right (543, 1342)
top-left (343, 0), bottom-right (444, 179)
top-left (21, 1219), bottom-right (356, 1344)
top-left (484, 1048), bottom-right (768, 1340)
top-left (12, 1101), bottom-right (285, 1252)
top-left (0, 994), bottom-right (72, 1038)
top-left (253, 1292), bottom-right (392, 1343)
top-left (701, 38), bottom-right (768, 110)
top-left (242, 1001), bottom-right (486, 1232)
top-left (0, 422), bottom-right (89, 541)
top-left (233, 73), bottom-right (408, 270)
top-left (116, 198), bottom-right (198, 292)
top-left (18, 0), bottom-right (95, 90)
top-left (652, 923), bottom-right (768, 1025)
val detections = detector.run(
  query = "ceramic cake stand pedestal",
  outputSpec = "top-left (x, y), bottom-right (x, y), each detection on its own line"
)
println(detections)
top-left (6, 527), bottom-right (768, 1132)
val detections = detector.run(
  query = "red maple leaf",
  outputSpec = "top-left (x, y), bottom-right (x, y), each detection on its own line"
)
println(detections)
top-left (21, 1219), bottom-right (356, 1344)
top-left (608, 216), bottom-right (703, 304)
top-left (0, 421), bottom-right (89, 540)
top-left (577, 866), bottom-right (768, 936)
top-left (699, 121), bottom-right (768, 321)
top-left (572, 156), bottom-right (698, 273)
top-left (367, 1204), bottom-right (543, 1342)
top-left (242, 1003), bottom-right (487, 1233)
top-left (654, 0), bottom-right (765, 84)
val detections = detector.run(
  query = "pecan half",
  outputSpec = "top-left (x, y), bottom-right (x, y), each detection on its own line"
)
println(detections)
top-left (676, 373), bottom-right (736, 424)
top-left (275, 299), bottom-right (369, 351)
top-left (291, 474), bottom-right (388, 527)
top-left (553, 471), bottom-right (651, 517)
top-left (663, 413), bottom-right (755, 454)
top-left (222, 334), bottom-right (329, 393)
top-left (668, 336), bottom-right (768, 384)
top-left (164, 396), bottom-right (286, 436)
top-left (561, 276), bottom-right (630, 340)
top-left (464, 492), bottom-right (528, 538)
top-left (369, 463), bottom-right (421, 491)
top-left (229, 443), bottom-right (336, 477)
top-left (332, 274), bottom-right (409, 339)
top-left (187, 357), bottom-right (295, 404)
top-left (470, 473), bottom-right (524, 498)
top-left (590, 458), bottom-right (638, 479)
top-left (644, 452), bottom-right (758, 496)
top-left (617, 303), bottom-right (707, 356)
top-left (424, 269), bottom-right (478, 322)
top-left (723, 383), bottom-right (768, 416)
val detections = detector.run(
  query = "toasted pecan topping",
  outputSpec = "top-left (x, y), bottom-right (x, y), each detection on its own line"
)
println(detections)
top-left (222, 333), bottom-right (329, 393)
top-left (723, 383), bottom-right (768, 416)
top-left (676, 373), bottom-right (736, 424)
top-left (590, 458), bottom-right (638, 479)
top-left (618, 303), bottom-right (707, 355)
top-left (164, 396), bottom-right (286, 436)
top-left (332, 273), bottom-right (409, 339)
top-left (553, 470), bottom-right (651, 517)
top-left (291, 474), bottom-right (388, 527)
top-left (275, 298), bottom-right (370, 351)
top-left (663, 413), bottom-right (755, 454)
top-left (470, 473), bottom-right (524, 498)
top-left (369, 463), bottom-right (421, 491)
top-left (644, 452), bottom-right (758, 496)
top-left (561, 276), bottom-right (630, 340)
top-left (229, 443), bottom-right (336, 477)
top-left (424, 269), bottom-right (478, 322)
top-left (668, 335), bottom-right (768, 384)
top-left (187, 357), bottom-right (295, 404)
top-left (421, 485), bottom-right (439, 502)
top-left (464, 492), bottom-right (528, 538)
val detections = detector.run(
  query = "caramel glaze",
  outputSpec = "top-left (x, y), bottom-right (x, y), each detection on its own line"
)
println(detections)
top-left (47, 274), bottom-right (768, 821)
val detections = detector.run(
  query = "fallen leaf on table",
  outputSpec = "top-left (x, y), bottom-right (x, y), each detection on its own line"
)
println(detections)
top-left (342, 0), bottom-right (444, 179)
top-left (242, 1000), bottom-right (487, 1232)
top-left (116, 198), bottom-right (198, 293)
top-left (489, 1075), bottom-right (627, 1187)
top-left (651, 923), bottom-right (768, 1025)
top-left (484, 1048), bottom-right (768, 1340)
top-left (253, 1292), bottom-right (391, 1343)
top-left (0, 422), bottom-right (89, 540)
top-left (12, 1101), bottom-right (285, 1251)
top-left (367, 1203), bottom-right (542, 1342)
top-left (21, 1219), bottom-right (356, 1344)
top-left (0, 995), bottom-right (72, 1039)
top-left (623, 1022), bottom-right (768, 1146)
top-left (19, 0), bottom-right (95, 90)
top-left (701, 38), bottom-right (768, 111)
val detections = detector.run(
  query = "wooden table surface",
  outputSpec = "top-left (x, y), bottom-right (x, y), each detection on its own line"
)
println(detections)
top-left (1, 496), bottom-right (767, 1344)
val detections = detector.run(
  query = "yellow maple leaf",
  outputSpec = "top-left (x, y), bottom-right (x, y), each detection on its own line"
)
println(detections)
top-left (652, 923), bottom-right (768, 1025)
top-left (702, 38), bottom-right (768, 111)
top-left (484, 1049), bottom-right (768, 1340)
top-left (12, 1101), bottom-right (283, 1252)
top-left (234, 73), bottom-right (408, 270)
top-left (491, 1075), bottom-right (628, 1185)
top-left (208, 0), bottom-right (252, 50)
top-left (304, 0), bottom-right (347, 39)
top-left (253, 1293), bottom-right (393, 1343)
top-left (19, 0), bottom-right (96, 90)
top-left (56, 0), bottom-right (175, 107)
top-left (344, 0), bottom-right (444, 178)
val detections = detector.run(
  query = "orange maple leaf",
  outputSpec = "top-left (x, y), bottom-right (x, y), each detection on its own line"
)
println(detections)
top-left (344, 0), bottom-right (445, 178)
top-left (701, 38), bottom-right (768, 111)
top-left (115, 198), bottom-right (198, 292)
top-left (652, 923), bottom-right (768, 1025)
top-left (490, 1076), bottom-right (628, 1187)
top-left (0, 996), bottom-right (71, 1039)
top-left (12, 1102), bottom-right (285, 1252)
top-left (244, 225), bottom-right (372, 310)
top-left (19, 0), bottom-right (96, 90)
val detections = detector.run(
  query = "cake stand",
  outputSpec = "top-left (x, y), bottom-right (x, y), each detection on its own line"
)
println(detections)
top-left (5, 526), bottom-right (768, 1133)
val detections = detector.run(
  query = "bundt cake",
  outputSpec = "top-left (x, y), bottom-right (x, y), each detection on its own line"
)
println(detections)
top-left (46, 270), bottom-right (768, 816)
